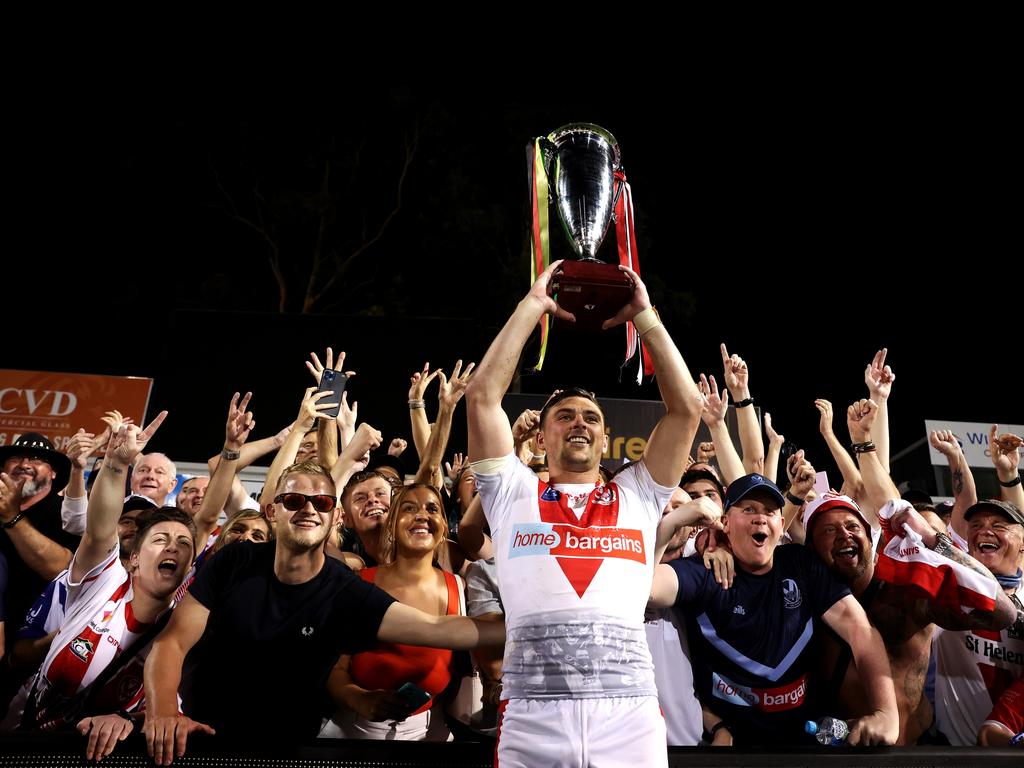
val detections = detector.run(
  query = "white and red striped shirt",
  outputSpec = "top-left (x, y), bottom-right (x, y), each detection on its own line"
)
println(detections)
top-left (27, 547), bottom-right (162, 729)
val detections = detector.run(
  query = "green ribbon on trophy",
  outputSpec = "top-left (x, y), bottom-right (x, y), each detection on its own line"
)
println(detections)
top-left (528, 123), bottom-right (652, 380)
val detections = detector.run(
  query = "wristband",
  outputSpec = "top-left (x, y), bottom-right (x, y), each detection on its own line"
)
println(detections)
top-left (2, 512), bottom-right (25, 529)
top-left (999, 475), bottom-right (1022, 488)
top-left (221, 448), bottom-right (241, 461)
top-left (851, 441), bottom-right (876, 454)
top-left (408, 399), bottom-right (426, 410)
top-left (708, 721), bottom-right (731, 738)
top-left (632, 306), bottom-right (662, 337)
top-left (785, 491), bottom-right (806, 506)
top-left (733, 397), bottom-right (754, 409)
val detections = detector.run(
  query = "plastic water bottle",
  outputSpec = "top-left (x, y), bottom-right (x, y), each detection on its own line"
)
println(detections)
top-left (805, 717), bottom-right (849, 746)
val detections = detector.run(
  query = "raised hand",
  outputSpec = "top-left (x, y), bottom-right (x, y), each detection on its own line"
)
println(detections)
top-left (698, 373), bottom-right (729, 426)
top-left (989, 424), bottom-right (1022, 474)
top-left (445, 452), bottom-right (465, 483)
top-left (814, 399), bottom-right (834, 436)
top-left (225, 392), bottom-right (255, 451)
top-left (66, 428), bottom-right (97, 470)
top-left (786, 449), bottom-right (816, 501)
top-left (297, 387), bottom-right (336, 431)
top-left (511, 409), bottom-right (541, 445)
top-left (864, 348), bottom-right (895, 401)
top-left (408, 361), bottom-right (442, 402)
top-left (438, 360), bottom-right (476, 409)
top-left (696, 442), bottom-right (716, 463)
top-left (528, 259), bottom-right (575, 322)
top-left (846, 399), bottom-right (878, 444)
top-left (764, 412), bottom-right (785, 448)
top-left (720, 343), bottom-right (750, 400)
top-left (388, 438), bottom-right (408, 457)
top-left (0, 472), bottom-right (26, 523)
top-left (929, 429), bottom-right (962, 460)
top-left (601, 264), bottom-right (652, 330)
top-left (106, 412), bottom-right (168, 467)
top-left (305, 347), bottom-right (355, 384)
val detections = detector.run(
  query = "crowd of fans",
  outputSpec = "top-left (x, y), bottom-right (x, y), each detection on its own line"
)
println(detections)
top-left (0, 261), bottom-right (1020, 764)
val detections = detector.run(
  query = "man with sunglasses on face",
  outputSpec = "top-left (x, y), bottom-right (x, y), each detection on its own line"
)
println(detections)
top-left (466, 260), bottom-right (710, 768)
top-left (143, 458), bottom-right (504, 765)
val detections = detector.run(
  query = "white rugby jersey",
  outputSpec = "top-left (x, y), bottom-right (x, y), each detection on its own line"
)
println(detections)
top-left (476, 454), bottom-right (674, 699)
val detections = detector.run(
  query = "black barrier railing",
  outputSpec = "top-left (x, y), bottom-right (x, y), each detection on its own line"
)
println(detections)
top-left (0, 733), bottom-right (1020, 767)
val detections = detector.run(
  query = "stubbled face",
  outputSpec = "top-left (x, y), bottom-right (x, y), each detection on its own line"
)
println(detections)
top-left (296, 434), bottom-right (319, 464)
top-left (661, 487), bottom-right (693, 563)
top-left (394, 486), bottom-right (446, 557)
top-left (722, 493), bottom-right (784, 575)
top-left (4, 454), bottom-right (55, 497)
top-left (537, 396), bottom-right (608, 474)
top-left (220, 516), bottom-right (270, 547)
top-left (270, 473), bottom-right (338, 551)
top-left (176, 476), bottom-right (209, 516)
top-left (967, 512), bottom-right (1024, 576)
top-left (117, 508), bottom-right (145, 558)
top-left (345, 476), bottom-right (393, 538)
top-left (132, 454), bottom-right (176, 504)
top-left (810, 509), bottom-right (872, 584)
top-left (130, 521), bottom-right (194, 599)
top-left (682, 479), bottom-right (723, 510)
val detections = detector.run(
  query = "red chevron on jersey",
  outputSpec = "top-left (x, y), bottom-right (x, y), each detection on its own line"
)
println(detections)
top-left (530, 481), bottom-right (645, 597)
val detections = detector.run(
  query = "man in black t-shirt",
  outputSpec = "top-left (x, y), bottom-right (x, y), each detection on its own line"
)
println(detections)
top-left (143, 460), bottom-right (503, 765)
top-left (649, 473), bottom-right (899, 746)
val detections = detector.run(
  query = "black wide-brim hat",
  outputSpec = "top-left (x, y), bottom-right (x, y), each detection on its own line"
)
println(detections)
top-left (0, 432), bottom-right (73, 492)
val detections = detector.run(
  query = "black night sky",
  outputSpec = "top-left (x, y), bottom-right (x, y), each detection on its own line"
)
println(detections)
top-left (7, 66), bottom-right (1017, 497)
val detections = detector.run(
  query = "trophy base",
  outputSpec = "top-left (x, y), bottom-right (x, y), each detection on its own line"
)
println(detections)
top-left (550, 260), bottom-right (633, 331)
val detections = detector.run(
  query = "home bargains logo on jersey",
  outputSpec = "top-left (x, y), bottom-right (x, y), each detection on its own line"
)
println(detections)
top-left (510, 523), bottom-right (645, 562)
top-left (711, 671), bottom-right (807, 712)
top-left (509, 523), bottom-right (646, 598)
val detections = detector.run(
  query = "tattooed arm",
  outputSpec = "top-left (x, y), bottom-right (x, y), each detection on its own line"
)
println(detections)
top-left (929, 429), bottom-right (977, 542)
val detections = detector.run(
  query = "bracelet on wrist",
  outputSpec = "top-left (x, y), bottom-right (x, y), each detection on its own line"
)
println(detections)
top-left (999, 474), bottom-right (1022, 488)
top-left (785, 491), bottom-right (806, 506)
top-left (221, 448), bottom-right (241, 461)
top-left (733, 397), bottom-right (754, 409)
top-left (708, 721), bottom-right (731, 738)
top-left (851, 441), bottom-right (876, 454)
top-left (2, 512), bottom-right (25, 529)
top-left (408, 399), bottom-right (426, 410)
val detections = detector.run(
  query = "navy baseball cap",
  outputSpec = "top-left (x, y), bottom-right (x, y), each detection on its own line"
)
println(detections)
top-left (723, 473), bottom-right (785, 511)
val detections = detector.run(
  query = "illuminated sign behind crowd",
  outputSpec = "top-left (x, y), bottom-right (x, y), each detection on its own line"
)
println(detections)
top-left (0, 369), bottom-right (153, 452)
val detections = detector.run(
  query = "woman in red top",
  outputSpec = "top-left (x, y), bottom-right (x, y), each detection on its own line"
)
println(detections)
top-left (324, 483), bottom-right (463, 741)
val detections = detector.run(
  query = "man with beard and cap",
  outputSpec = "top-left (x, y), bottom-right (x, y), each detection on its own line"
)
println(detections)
top-left (650, 472), bottom-right (900, 747)
top-left (0, 434), bottom-right (76, 655)
top-left (804, 492), bottom-right (1017, 745)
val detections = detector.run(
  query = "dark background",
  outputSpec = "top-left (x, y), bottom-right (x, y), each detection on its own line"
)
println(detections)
top-left (7, 68), bottom-right (1016, 497)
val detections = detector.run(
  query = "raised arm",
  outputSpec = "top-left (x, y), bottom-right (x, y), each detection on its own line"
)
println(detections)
top-left (511, 409), bottom-right (541, 466)
top-left (467, 260), bottom-right (572, 462)
top-left (762, 412), bottom-right (785, 485)
top-left (331, 423), bottom-right (383, 491)
top-left (782, 450), bottom-right (817, 541)
top-left (815, 399), bottom-right (863, 498)
top-left (721, 343), bottom-right (764, 475)
top-left (0, 474), bottom-right (73, 581)
top-left (142, 594), bottom-right (214, 765)
top-left (414, 360), bottom-right (474, 488)
top-left (407, 362), bottom-right (441, 458)
top-left (456, 493), bottom-right (494, 561)
top-left (930, 429), bottom-right (978, 542)
top-left (698, 374), bottom-right (745, 485)
top-left (195, 393), bottom-right (255, 553)
top-left (864, 348), bottom-right (895, 472)
top-left (75, 412), bottom-right (168, 581)
top-left (259, 387), bottom-right (334, 511)
top-left (846, 399), bottom-right (893, 528)
top-left (989, 426), bottom-right (1023, 510)
top-left (604, 267), bottom-right (702, 486)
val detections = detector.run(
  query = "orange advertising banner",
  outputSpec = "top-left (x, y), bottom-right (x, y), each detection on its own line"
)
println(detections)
top-left (0, 369), bottom-right (153, 452)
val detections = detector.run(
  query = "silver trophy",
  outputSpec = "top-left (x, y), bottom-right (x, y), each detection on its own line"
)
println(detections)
top-left (543, 123), bottom-right (632, 329)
